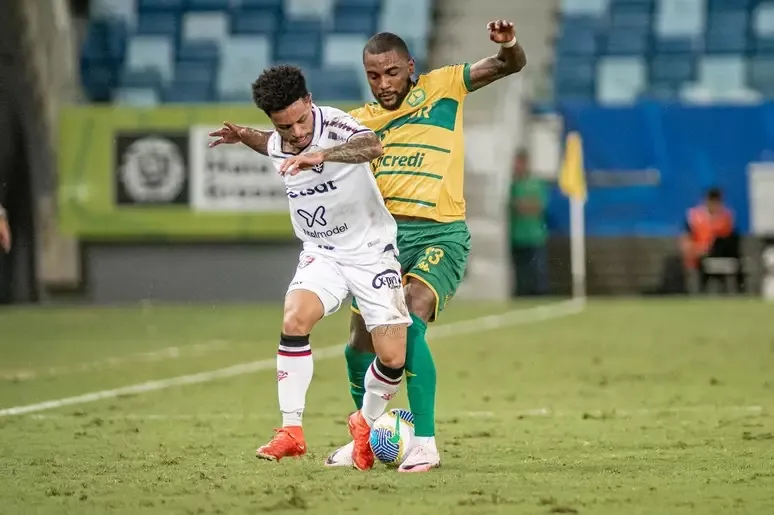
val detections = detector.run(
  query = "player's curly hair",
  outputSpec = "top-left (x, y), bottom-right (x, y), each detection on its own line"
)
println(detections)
top-left (251, 65), bottom-right (310, 115)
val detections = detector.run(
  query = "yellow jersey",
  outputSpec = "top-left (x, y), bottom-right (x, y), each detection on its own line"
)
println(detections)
top-left (349, 63), bottom-right (472, 223)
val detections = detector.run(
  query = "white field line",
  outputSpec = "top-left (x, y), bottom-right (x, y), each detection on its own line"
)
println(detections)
top-left (25, 405), bottom-right (764, 421)
top-left (0, 299), bottom-right (584, 418)
top-left (0, 340), bottom-right (235, 381)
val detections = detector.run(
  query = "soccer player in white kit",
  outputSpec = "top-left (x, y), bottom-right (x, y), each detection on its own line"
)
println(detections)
top-left (208, 65), bottom-right (411, 471)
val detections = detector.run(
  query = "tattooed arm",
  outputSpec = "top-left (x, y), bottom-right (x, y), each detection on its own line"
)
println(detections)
top-left (321, 132), bottom-right (383, 163)
top-left (278, 132), bottom-right (383, 175)
top-left (208, 122), bottom-right (272, 156)
top-left (468, 19), bottom-right (527, 92)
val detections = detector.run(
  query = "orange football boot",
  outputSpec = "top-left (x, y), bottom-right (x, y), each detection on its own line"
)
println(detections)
top-left (255, 426), bottom-right (306, 461)
top-left (348, 411), bottom-right (374, 471)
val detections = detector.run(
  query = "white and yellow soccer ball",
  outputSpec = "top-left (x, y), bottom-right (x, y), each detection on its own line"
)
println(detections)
top-left (369, 408), bottom-right (415, 466)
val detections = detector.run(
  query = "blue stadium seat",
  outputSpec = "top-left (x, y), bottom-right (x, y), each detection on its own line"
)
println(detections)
top-left (174, 60), bottom-right (214, 83)
top-left (305, 66), bottom-right (363, 101)
top-left (333, 11), bottom-right (377, 34)
top-left (91, 0), bottom-right (136, 26)
top-left (705, 20), bottom-right (748, 54)
top-left (653, 37), bottom-right (702, 53)
top-left (232, 10), bottom-right (279, 34)
top-left (654, 0), bottom-right (705, 39)
top-left (556, 27), bottom-right (598, 56)
top-left (749, 55), bottom-right (774, 95)
top-left (217, 36), bottom-right (271, 99)
top-left (137, 0), bottom-right (184, 12)
top-left (324, 34), bottom-right (368, 67)
top-left (163, 80), bottom-right (213, 103)
top-left (177, 40), bottom-right (219, 62)
top-left (81, 19), bottom-right (128, 61)
top-left (136, 13), bottom-right (179, 37)
top-left (610, 11), bottom-right (652, 29)
top-left (650, 54), bottom-right (695, 85)
top-left (754, 37), bottom-right (774, 53)
top-left (560, 0), bottom-right (609, 17)
top-left (640, 83), bottom-right (679, 101)
top-left (240, 0), bottom-right (283, 9)
top-left (80, 63), bottom-right (116, 102)
top-left (182, 11), bottom-right (229, 44)
top-left (125, 36), bottom-right (174, 82)
top-left (336, 0), bottom-right (382, 12)
top-left (186, 0), bottom-right (231, 11)
top-left (596, 56), bottom-right (646, 104)
top-left (274, 32), bottom-right (322, 68)
top-left (698, 55), bottom-right (747, 92)
top-left (604, 29), bottom-right (649, 55)
top-left (553, 56), bottom-right (596, 99)
top-left (119, 67), bottom-right (164, 90)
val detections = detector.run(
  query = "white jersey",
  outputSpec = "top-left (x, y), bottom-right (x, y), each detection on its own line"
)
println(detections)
top-left (268, 104), bottom-right (398, 265)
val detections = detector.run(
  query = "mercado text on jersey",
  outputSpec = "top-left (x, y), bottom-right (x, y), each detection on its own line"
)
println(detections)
top-left (268, 104), bottom-right (398, 264)
top-left (349, 64), bottom-right (473, 223)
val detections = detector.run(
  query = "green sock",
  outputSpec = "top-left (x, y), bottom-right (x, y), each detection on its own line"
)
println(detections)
top-left (405, 313), bottom-right (436, 437)
top-left (344, 344), bottom-right (375, 410)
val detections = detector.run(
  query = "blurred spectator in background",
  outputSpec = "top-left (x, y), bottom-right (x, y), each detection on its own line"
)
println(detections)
top-left (0, 203), bottom-right (9, 253)
top-left (508, 149), bottom-right (548, 297)
top-left (680, 187), bottom-right (744, 293)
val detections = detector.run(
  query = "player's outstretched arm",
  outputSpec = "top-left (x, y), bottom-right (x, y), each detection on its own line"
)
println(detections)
top-left (279, 132), bottom-right (383, 176)
top-left (208, 122), bottom-right (272, 156)
top-left (468, 20), bottom-right (527, 92)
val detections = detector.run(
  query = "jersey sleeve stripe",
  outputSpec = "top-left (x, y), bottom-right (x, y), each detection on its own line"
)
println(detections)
top-left (383, 143), bottom-right (451, 154)
top-left (463, 63), bottom-right (473, 92)
top-left (375, 171), bottom-right (443, 180)
top-left (346, 128), bottom-right (374, 141)
top-left (385, 196), bottom-right (436, 207)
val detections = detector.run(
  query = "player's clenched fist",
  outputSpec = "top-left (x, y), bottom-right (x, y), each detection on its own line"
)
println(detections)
top-left (486, 19), bottom-right (516, 44)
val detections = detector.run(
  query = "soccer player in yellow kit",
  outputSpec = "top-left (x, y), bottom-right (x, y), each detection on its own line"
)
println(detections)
top-left (209, 20), bottom-right (526, 472)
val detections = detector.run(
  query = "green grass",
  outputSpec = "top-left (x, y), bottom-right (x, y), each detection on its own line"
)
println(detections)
top-left (1, 298), bottom-right (773, 514)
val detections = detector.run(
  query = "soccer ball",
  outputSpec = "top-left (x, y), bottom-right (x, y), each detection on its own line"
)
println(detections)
top-left (369, 408), bottom-right (415, 466)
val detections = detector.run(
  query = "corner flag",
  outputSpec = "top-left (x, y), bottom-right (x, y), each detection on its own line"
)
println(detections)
top-left (558, 131), bottom-right (587, 202)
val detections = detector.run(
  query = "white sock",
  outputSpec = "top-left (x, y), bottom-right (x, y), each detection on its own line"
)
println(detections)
top-left (277, 334), bottom-right (313, 427)
top-left (413, 436), bottom-right (437, 452)
top-left (362, 359), bottom-right (403, 426)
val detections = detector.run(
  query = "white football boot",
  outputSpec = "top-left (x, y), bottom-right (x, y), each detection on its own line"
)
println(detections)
top-left (398, 442), bottom-right (441, 473)
top-left (323, 440), bottom-right (354, 467)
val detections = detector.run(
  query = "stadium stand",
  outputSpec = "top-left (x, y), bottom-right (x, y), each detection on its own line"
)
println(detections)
top-left (554, 0), bottom-right (774, 104)
top-left (79, 0), bottom-right (431, 104)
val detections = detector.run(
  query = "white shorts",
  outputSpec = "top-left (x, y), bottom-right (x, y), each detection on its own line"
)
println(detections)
top-left (287, 250), bottom-right (412, 332)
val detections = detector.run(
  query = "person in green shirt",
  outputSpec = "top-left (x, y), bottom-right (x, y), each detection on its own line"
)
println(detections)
top-left (508, 149), bottom-right (548, 296)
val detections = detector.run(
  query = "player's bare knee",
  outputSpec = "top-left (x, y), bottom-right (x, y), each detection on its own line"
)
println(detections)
top-left (377, 349), bottom-right (405, 370)
top-left (371, 324), bottom-right (407, 369)
top-left (282, 309), bottom-right (315, 336)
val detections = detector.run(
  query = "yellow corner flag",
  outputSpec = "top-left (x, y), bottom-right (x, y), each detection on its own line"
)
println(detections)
top-left (558, 131), bottom-right (587, 202)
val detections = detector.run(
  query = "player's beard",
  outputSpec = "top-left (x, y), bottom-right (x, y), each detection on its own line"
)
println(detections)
top-left (378, 81), bottom-right (412, 111)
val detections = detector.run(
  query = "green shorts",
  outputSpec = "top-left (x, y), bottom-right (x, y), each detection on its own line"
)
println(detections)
top-left (352, 220), bottom-right (471, 322)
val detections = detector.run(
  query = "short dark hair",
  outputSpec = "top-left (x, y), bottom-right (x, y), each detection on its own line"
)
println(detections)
top-left (363, 32), bottom-right (411, 60)
top-left (706, 187), bottom-right (723, 201)
top-left (251, 65), bottom-right (309, 115)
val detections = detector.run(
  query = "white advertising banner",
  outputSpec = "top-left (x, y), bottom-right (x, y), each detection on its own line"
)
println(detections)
top-left (189, 125), bottom-right (288, 212)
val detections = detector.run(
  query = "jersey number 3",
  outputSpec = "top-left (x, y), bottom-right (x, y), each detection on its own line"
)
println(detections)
top-left (416, 247), bottom-right (445, 273)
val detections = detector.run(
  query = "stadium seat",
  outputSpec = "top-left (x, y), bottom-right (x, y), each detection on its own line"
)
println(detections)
top-left (136, 13), bottom-right (179, 37)
top-left (174, 60), bottom-right (214, 84)
top-left (231, 10), bottom-right (279, 35)
top-left (556, 26), bottom-right (598, 56)
top-left (336, 0), bottom-right (382, 11)
top-left (380, 0), bottom-right (430, 41)
top-left (182, 11), bottom-right (229, 45)
top-left (610, 11), bottom-right (652, 29)
top-left (333, 10), bottom-right (377, 35)
top-left (553, 56), bottom-right (596, 99)
top-left (596, 56), bottom-right (647, 104)
top-left (240, 0), bottom-right (283, 11)
top-left (753, 3), bottom-right (774, 37)
top-left (81, 19), bottom-right (128, 61)
top-left (163, 81), bottom-right (213, 103)
top-left (705, 10), bottom-right (748, 53)
top-left (177, 40), bottom-right (219, 62)
top-left (653, 36), bottom-right (702, 53)
top-left (650, 54), bottom-right (695, 85)
top-left (216, 36), bottom-right (271, 99)
top-left (91, 0), bottom-right (137, 27)
top-left (560, 0), bottom-right (609, 17)
top-left (186, 0), bottom-right (231, 11)
top-left (80, 64), bottom-right (116, 102)
top-left (274, 31), bottom-right (322, 69)
top-left (749, 55), bottom-right (774, 95)
top-left (304, 66), bottom-right (363, 101)
top-left (604, 29), bottom-right (649, 55)
top-left (118, 67), bottom-right (164, 92)
top-left (285, 0), bottom-right (334, 20)
top-left (125, 36), bottom-right (174, 82)
top-left (137, 0), bottom-right (183, 12)
top-left (697, 55), bottom-right (747, 92)
top-left (654, 0), bottom-right (706, 39)
top-left (114, 87), bottom-right (159, 106)
top-left (324, 34), bottom-right (368, 67)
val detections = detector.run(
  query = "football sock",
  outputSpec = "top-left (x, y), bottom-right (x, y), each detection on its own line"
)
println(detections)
top-left (277, 333), bottom-right (313, 427)
top-left (362, 358), bottom-right (404, 426)
top-left (405, 313), bottom-right (437, 437)
top-left (345, 344), bottom-right (376, 410)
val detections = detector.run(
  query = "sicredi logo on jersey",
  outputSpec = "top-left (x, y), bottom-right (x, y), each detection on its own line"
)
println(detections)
top-left (286, 180), bottom-right (337, 198)
top-left (296, 206), bottom-right (348, 238)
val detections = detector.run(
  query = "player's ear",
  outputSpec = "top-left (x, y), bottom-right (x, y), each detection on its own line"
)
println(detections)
top-left (408, 57), bottom-right (415, 77)
top-left (303, 93), bottom-right (312, 105)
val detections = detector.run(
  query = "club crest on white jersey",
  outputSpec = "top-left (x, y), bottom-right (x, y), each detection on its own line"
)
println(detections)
top-left (268, 104), bottom-right (398, 264)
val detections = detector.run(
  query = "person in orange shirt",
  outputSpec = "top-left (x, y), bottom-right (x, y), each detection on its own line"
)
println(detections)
top-left (680, 188), bottom-right (743, 293)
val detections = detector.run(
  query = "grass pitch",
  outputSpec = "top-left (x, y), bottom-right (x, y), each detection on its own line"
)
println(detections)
top-left (1, 298), bottom-right (773, 514)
